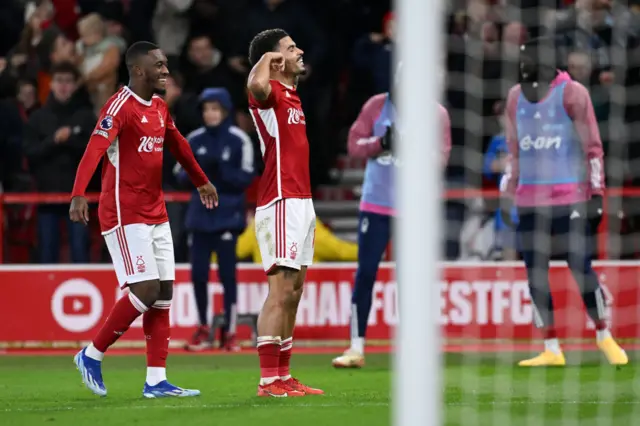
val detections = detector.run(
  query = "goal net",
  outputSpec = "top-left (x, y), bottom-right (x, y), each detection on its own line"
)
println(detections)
top-left (396, 1), bottom-right (640, 425)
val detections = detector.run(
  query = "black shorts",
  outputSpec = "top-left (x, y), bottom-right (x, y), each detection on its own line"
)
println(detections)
top-left (517, 203), bottom-right (594, 260)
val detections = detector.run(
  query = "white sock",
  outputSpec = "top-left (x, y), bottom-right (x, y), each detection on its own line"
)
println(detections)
top-left (544, 338), bottom-right (561, 355)
top-left (85, 343), bottom-right (104, 362)
top-left (351, 337), bottom-right (365, 354)
top-left (259, 376), bottom-right (279, 386)
top-left (597, 328), bottom-right (611, 342)
top-left (146, 367), bottom-right (167, 386)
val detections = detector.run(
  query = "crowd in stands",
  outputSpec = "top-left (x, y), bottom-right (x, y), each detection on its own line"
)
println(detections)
top-left (1, 0), bottom-right (640, 262)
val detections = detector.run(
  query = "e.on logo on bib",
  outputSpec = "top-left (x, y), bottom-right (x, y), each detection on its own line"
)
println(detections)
top-left (519, 135), bottom-right (562, 151)
top-left (51, 279), bottom-right (104, 332)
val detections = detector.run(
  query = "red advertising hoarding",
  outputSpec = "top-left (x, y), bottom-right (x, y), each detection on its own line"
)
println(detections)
top-left (0, 262), bottom-right (638, 344)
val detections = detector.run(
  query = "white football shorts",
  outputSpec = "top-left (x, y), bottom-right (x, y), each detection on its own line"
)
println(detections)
top-left (103, 222), bottom-right (175, 288)
top-left (255, 198), bottom-right (316, 273)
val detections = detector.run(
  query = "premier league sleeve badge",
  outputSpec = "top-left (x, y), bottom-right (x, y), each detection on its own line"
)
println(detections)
top-left (100, 116), bottom-right (114, 130)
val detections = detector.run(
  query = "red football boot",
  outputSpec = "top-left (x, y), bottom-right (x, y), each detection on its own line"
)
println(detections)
top-left (257, 380), bottom-right (305, 398)
top-left (282, 377), bottom-right (325, 395)
top-left (184, 325), bottom-right (211, 351)
top-left (223, 333), bottom-right (241, 352)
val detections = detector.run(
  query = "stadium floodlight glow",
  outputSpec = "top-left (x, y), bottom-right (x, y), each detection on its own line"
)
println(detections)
top-left (393, 0), bottom-right (443, 425)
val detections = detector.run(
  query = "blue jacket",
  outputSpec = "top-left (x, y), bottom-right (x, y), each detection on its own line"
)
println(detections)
top-left (483, 134), bottom-right (518, 230)
top-left (177, 88), bottom-right (255, 233)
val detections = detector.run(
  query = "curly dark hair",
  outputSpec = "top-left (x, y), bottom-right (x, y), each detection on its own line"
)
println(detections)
top-left (248, 29), bottom-right (289, 66)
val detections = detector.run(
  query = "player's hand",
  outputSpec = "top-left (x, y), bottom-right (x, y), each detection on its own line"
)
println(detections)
top-left (197, 182), bottom-right (219, 209)
top-left (587, 195), bottom-right (604, 234)
top-left (54, 126), bottom-right (72, 143)
top-left (69, 196), bottom-right (90, 225)
top-left (381, 125), bottom-right (393, 151)
top-left (266, 52), bottom-right (285, 72)
top-left (369, 32), bottom-right (385, 44)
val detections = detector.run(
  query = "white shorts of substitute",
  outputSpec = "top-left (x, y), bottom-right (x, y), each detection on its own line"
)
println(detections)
top-left (104, 222), bottom-right (175, 288)
top-left (255, 198), bottom-right (316, 273)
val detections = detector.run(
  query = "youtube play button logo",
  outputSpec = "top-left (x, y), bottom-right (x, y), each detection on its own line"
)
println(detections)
top-left (63, 295), bottom-right (92, 315)
top-left (51, 279), bottom-right (103, 332)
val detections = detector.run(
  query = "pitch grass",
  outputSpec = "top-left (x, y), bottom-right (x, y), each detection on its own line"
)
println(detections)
top-left (0, 351), bottom-right (638, 426)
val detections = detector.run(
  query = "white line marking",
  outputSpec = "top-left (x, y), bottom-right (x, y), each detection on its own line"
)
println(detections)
top-left (4, 400), bottom-right (640, 413)
top-left (3, 402), bottom-right (389, 413)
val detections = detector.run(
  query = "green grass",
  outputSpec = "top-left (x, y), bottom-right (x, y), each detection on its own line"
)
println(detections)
top-left (0, 351), bottom-right (638, 426)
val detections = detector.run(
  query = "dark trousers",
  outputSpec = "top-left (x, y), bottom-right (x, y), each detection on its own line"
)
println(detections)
top-left (517, 204), bottom-right (606, 331)
top-left (351, 211), bottom-right (392, 338)
top-left (38, 206), bottom-right (89, 263)
top-left (190, 230), bottom-right (238, 333)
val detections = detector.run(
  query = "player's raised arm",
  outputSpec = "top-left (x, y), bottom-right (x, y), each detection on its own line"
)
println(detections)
top-left (564, 81), bottom-right (605, 195)
top-left (347, 94), bottom-right (386, 158)
top-left (247, 52), bottom-right (284, 101)
top-left (440, 104), bottom-right (452, 167)
top-left (69, 107), bottom-right (123, 225)
top-left (164, 114), bottom-right (218, 208)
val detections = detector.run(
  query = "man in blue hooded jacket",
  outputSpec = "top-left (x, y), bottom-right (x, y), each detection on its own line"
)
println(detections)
top-left (176, 87), bottom-right (255, 351)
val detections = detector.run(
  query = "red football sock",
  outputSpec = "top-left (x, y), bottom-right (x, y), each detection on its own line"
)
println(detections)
top-left (93, 292), bottom-right (147, 352)
top-left (542, 327), bottom-right (557, 340)
top-left (594, 320), bottom-right (607, 331)
top-left (279, 337), bottom-right (293, 378)
top-left (143, 300), bottom-right (171, 368)
top-left (257, 336), bottom-right (281, 383)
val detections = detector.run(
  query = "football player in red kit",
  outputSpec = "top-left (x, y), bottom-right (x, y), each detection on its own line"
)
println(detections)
top-left (69, 41), bottom-right (218, 398)
top-left (247, 29), bottom-right (323, 397)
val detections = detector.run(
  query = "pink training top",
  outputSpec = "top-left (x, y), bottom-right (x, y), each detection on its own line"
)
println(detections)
top-left (348, 94), bottom-right (451, 215)
top-left (501, 71), bottom-right (605, 207)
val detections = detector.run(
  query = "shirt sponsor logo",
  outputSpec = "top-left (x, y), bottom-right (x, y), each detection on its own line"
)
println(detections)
top-left (138, 136), bottom-right (165, 153)
top-left (287, 107), bottom-right (305, 125)
top-left (93, 130), bottom-right (109, 138)
top-left (519, 135), bottom-right (562, 151)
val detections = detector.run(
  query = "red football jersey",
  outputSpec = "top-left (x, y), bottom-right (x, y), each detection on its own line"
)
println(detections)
top-left (71, 86), bottom-right (208, 233)
top-left (248, 80), bottom-right (312, 208)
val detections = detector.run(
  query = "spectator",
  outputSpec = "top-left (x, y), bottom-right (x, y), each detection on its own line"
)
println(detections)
top-left (23, 61), bottom-right (95, 263)
top-left (0, 95), bottom-right (26, 193)
top-left (352, 11), bottom-right (394, 95)
top-left (97, 1), bottom-right (131, 86)
top-left (181, 35), bottom-right (235, 101)
top-left (229, 0), bottom-right (326, 82)
top-left (552, 0), bottom-right (639, 74)
top-left (34, 28), bottom-right (76, 104)
top-left (152, 0), bottom-right (194, 59)
top-left (16, 78), bottom-right (40, 118)
top-left (0, 1), bottom-right (27, 57)
top-left (50, 0), bottom-right (81, 41)
top-left (7, 2), bottom-right (54, 88)
top-left (76, 13), bottom-right (125, 111)
top-left (164, 74), bottom-right (201, 136)
top-left (567, 49), bottom-right (593, 84)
